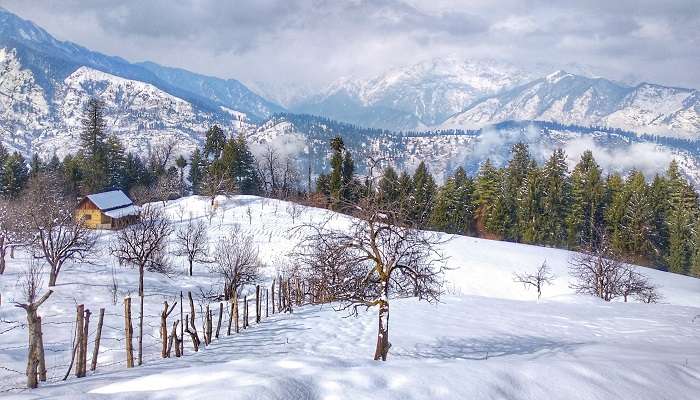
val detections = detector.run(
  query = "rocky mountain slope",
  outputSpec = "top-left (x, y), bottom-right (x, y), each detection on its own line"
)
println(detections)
top-left (440, 71), bottom-right (700, 139)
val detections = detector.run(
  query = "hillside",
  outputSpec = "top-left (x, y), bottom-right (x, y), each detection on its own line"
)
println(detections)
top-left (0, 195), bottom-right (698, 399)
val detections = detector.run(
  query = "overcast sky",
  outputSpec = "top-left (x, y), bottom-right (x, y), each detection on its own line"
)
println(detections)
top-left (2, 0), bottom-right (698, 91)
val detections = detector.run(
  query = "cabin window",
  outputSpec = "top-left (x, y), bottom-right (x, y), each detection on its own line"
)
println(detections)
top-left (84, 214), bottom-right (92, 220)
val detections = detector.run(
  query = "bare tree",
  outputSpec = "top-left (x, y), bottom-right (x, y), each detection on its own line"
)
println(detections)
top-left (174, 217), bottom-right (210, 276)
top-left (0, 198), bottom-right (23, 274)
top-left (569, 237), bottom-right (660, 303)
top-left (294, 196), bottom-right (446, 361)
top-left (200, 170), bottom-right (236, 206)
top-left (210, 226), bottom-right (261, 299)
top-left (513, 261), bottom-right (555, 300)
top-left (22, 173), bottom-right (97, 287)
top-left (286, 201), bottom-right (304, 225)
top-left (13, 261), bottom-right (52, 388)
top-left (149, 138), bottom-right (177, 176)
top-left (111, 205), bottom-right (173, 366)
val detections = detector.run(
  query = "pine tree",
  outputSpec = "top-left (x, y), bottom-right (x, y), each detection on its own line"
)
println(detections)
top-left (429, 167), bottom-right (474, 235)
top-left (29, 153), bottom-right (43, 178)
top-left (0, 144), bottom-right (7, 194)
top-left (474, 159), bottom-right (501, 237)
top-left (78, 98), bottom-right (110, 193)
top-left (341, 151), bottom-right (355, 202)
top-left (378, 166), bottom-right (400, 206)
top-left (204, 125), bottom-right (226, 160)
top-left (46, 153), bottom-right (61, 172)
top-left (518, 164), bottom-right (544, 244)
top-left (1, 152), bottom-right (29, 197)
top-left (648, 174), bottom-right (670, 265)
top-left (620, 171), bottom-right (655, 263)
top-left (690, 217), bottom-right (700, 277)
top-left (410, 161), bottom-right (436, 226)
top-left (176, 155), bottom-right (188, 195)
top-left (664, 160), bottom-right (698, 274)
top-left (604, 172), bottom-right (626, 252)
top-left (566, 150), bottom-right (604, 248)
top-left (188, 148), bottom-right (205, 194)
top-left (329, 136), bottom-right (344, 205)
top-left (105, 135), bottom-right (127, 189)
top-left (504, 143), bottom-right (534, 241)
top-left (540, 149), bottom-right (570, 247)
top-left (232, 134), bottom-right (260, 194)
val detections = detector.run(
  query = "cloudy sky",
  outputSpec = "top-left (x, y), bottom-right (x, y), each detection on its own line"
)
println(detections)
top-left (2, 0), bottom-right (698, 91)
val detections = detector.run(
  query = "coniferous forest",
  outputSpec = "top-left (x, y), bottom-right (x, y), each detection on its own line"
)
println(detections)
top-left (1, 99), bottom-right (699, 277)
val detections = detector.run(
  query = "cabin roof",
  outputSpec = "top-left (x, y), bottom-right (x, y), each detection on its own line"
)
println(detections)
top-left (86, 190), bottom-right (133, 212)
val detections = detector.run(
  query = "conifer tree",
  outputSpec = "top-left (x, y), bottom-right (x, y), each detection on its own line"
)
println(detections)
top-left (188, 148), bottom-right (205, 194)
top-left (329, 136), bottom-right (345, 205)
top-left (690, 217), bottom-right (700, 277)
top-left (430, 167), bottom-right (474, 235)
top-left (105, 135), bottom-right (127, 189)
top-left (79, 98), bottom-right (110, 192)
top-left (46, 153), bottom-right (61, 172)
top-left (29, 153), bottom-right (43, 178)
top-left (620, 171), bottom-right (655, 262)
top-left (378, 166), bottom-right (400, 206)
top-left (566, 151), bottom-right (604, 248)
top-left (409, 161), bottom-right (436, 226)
top-left (175, 155), bottom-right (188, 195)
top-left (204, 125), bottom-right (226, 160)
top-left (540, 149), bottom-right (570, 247)
top-left (518, 164), bottom-right (544, 244)
top-left (474, 159), bottom-right (501, 236)
top-left (504, 143), bottom-right (534, 241)
top-left (1, 152), bottom-right (29, 197)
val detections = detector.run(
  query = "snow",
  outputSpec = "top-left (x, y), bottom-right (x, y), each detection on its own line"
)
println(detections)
top-left (0, 196), bottom-right (700, 399)
top-left (86, 190), bottom-right (133, 211)
top-left (0, 195), bottom-right (699, 399)
top-left (104, 205), bottom-right (140, 219)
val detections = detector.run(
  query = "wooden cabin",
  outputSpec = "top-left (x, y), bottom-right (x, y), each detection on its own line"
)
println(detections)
top-left (75, 190), bottom-right (139, 230)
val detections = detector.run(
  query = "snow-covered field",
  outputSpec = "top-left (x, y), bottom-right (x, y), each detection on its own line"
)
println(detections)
top-left (1, 195), bottom-right (699, 399)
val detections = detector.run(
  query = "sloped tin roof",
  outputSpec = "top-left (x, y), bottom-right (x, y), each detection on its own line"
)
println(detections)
top-left (86, 190), bottom-right (133, 211)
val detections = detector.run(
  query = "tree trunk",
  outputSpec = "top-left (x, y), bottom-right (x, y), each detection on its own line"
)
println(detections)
top-left (36, 316), bottom-right (46, 382)
top-left (180, 292), bottom-right (184, 356)
top-left (160, 302), bottom-right (169, 358)
top-left (266, 289), bottom-right (269, 318)
top-left (25, 308), bottom-right (39, 389)
top-left (124, 297), bottom-right (134, 368)
top-left (234, 295), bottom-right (239, 334)
top-left (188, 259), bottom-right (193, 277)
top-left (0, 240), bottom-right (6, 274)
top-left (373, 299), bottom-right (391, 361)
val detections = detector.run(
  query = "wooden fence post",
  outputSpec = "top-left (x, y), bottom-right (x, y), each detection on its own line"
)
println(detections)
top-left (227, 298), bottom-right (234, 335)
top-left (124, 298), bottom-right (134, 368)
top-left (205, 305), bottom-right (212, 345)
top-left (234, 295), bottom-right (239, 333)
top-left (75, 305), bottom-right (85, 377)
top-left (215, 302), bottom-right (223, 339)
top-left (160, 301), bottom-right (176, 358)
top-left (180, 291), bottom-right (184, 356)
top-left (255, 285), bottom-right (261, 323)
top-left (91, 308), bottom-right (104, 371)
top-left (271, 282), bottom-right (275, 314)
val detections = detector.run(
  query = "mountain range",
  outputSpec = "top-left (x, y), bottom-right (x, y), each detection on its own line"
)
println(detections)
top-left (0, 6), bottom-right (699, 184)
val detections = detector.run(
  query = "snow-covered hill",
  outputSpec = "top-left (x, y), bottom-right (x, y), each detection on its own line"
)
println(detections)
top-left (440, 71), bottom-right (700, 139)
top-left (0, 195), bottom-right (698, 399)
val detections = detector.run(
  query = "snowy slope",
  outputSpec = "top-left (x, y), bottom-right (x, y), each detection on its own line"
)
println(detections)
top-left (1, 195), bottom-right (699, 399)
top-left (440, 71), bottom-right (700, 139)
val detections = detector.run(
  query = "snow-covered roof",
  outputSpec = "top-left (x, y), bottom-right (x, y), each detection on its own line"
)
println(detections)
top-left (104, 205), bottom-right (140, 219)
top-left (86, 190), bottom-right (133, 211)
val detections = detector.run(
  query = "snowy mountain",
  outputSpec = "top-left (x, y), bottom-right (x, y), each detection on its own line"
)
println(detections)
top-left (440, 71), bottom-right (700, 139)
top-left (292, 58), bottom-right (536, 130)
top-left (0, 7), bottom-right (276, 156)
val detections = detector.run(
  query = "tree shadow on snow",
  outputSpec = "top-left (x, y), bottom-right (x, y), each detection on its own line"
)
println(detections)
top-left (396, 335), bottom-right (590, 360)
